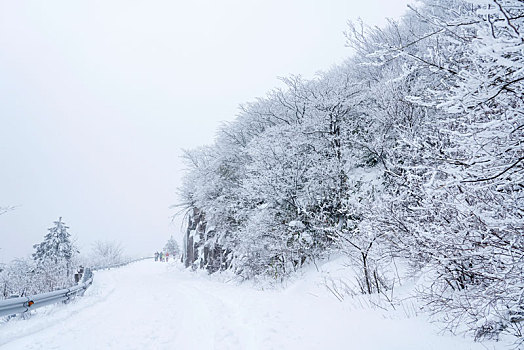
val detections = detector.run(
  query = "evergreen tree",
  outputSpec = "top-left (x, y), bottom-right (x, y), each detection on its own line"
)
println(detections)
top-left (164, 236), bottom-right (180, 256)
top-left (32, 217), bottom-right (76, 289)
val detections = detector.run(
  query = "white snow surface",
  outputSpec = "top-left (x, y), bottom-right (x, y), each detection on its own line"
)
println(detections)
top-left (0, 260), bottom-right (506, 350)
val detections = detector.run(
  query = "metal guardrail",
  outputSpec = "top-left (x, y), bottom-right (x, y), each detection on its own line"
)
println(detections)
top-left (91, 256), bottom-right (153, 272)
top-left (0, 257), bottom-right (152, 318)
top-left (0, 275), bottom-right (93, 318)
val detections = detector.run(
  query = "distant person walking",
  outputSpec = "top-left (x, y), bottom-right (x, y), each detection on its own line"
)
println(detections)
top-left (166, 252), bottom-right (169, 262)
top-left (154, 252), bottom-right (159, 262)
top-left (159, 252), bottom-right (164, 262)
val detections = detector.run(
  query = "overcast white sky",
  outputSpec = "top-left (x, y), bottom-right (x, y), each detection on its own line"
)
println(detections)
top-left (0, 0), bottom-right (411, 262)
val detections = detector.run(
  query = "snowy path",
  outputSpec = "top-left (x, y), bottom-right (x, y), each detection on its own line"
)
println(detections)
top-left (0, 260), bottom-right (500, 349)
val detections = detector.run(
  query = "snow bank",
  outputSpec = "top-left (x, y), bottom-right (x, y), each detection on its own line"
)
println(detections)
top-left (0, 259), bottom-right (511, 349)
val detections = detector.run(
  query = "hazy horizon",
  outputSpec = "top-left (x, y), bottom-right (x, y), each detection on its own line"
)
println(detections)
top-left (0, 0), bottom-right (412, 263)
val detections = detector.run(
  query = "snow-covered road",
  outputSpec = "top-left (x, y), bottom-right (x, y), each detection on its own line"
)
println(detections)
top-left (0, 260), bottom-right (500, 349)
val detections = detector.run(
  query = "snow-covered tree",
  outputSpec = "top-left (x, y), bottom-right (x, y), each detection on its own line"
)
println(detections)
top-left (344, 0), bottom-right (524, 341)
top-left (176, 0), bottom-right (523, 343)
top-left (89, 240), bottom-right (124, 268)
top-left (0, 258), bottom-right (38, 298)
top-left (164, 236), bottom-right (180, 257)
top-left (32, 217), bottom-right (77, 290)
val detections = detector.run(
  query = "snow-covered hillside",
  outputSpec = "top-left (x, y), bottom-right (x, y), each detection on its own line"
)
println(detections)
top-left (0, 260), bottom-right (509, 349)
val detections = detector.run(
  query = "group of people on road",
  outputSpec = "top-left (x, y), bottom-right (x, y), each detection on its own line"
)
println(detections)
top-left (154, 251), bottom-right (169, 262)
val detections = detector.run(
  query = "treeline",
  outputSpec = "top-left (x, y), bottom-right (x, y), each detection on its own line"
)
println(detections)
top-left (1, 218), bottom-right (77, 299)
top-left (178, 0), bottom-right (523, 342)
top-left (0, 218), bottom-right (126, 300)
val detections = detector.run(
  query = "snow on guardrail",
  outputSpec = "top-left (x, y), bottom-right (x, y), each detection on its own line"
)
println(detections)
top-left (0, 275), bottom-right (93, 318)
top-left (0, 257), bottom-right (152, 318)
top-left (91, 256), bottom-right (153, 272)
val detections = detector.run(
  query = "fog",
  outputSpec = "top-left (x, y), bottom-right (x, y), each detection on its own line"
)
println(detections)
top-left (0, 0), bottom-right (411, 262)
